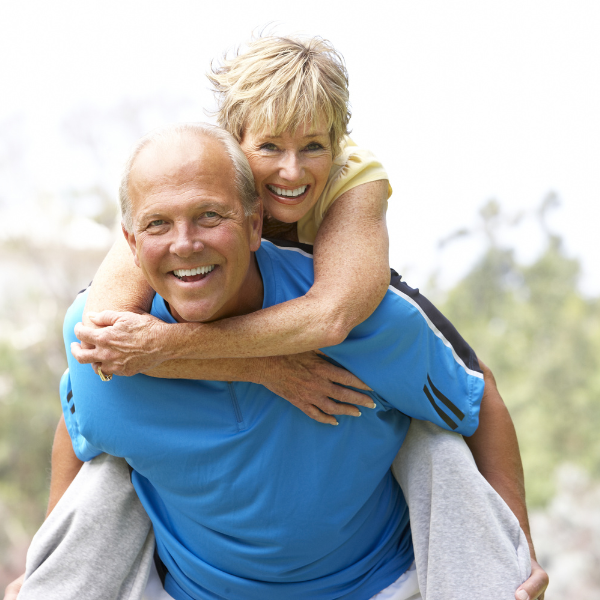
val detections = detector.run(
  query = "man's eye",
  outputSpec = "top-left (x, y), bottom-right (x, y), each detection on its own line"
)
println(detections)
top-left (204, 211), bottom-right (219, 218)
top-left (149, 219), bottom-right (166, 227)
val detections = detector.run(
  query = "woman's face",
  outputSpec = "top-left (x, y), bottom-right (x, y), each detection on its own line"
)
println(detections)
top-left (240, 121), bottom-right (333, 223)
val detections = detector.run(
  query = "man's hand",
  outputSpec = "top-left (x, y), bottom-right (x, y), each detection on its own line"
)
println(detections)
top-left (72, 310), bottom-right (172, 376)
top-left (258, 352), bottom-right (376, 425)
top-left (516, 558), bottom-right (549, 600)
top-left (3, 573), bottom-right (24, 600)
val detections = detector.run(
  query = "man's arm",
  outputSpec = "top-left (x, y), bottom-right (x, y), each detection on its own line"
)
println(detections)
top-left (465, 361), bottom-right (548, 600)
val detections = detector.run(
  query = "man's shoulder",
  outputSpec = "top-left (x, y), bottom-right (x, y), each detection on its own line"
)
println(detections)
top-left (63, 287), bottom-right (89, 342)
top-left (261, 237), bottom-right (315, 259)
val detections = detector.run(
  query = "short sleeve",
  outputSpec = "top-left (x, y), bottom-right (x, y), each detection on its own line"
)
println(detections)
top-left (296, 137), bottom-right (393, 244)
top-left (321, 277), bottom-right (484, 437)
top-left (60, 290), bottom-right (104, 462)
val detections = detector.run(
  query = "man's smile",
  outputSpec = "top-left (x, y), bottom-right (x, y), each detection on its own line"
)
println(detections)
top-left (172, 264), bottom-right (216, 282)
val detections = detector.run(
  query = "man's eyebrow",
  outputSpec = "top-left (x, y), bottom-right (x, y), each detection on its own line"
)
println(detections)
top-left (138, 201), bottom-right (231, 221)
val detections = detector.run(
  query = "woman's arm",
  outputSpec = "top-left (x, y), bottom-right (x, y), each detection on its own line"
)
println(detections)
top-left (464, 360), bottom-right (549, 600)
top-left (76, 179), bottom-right (390, 373)
top-left (70, 339), bottom-right (377, 425)
top-left (146, 352), bottom-right (376, 425)
top-left (83, 236), bottom-right (154, 325)
top-left (47, 415), bottom-right (84, 517)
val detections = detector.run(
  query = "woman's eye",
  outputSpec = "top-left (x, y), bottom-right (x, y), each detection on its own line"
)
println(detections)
top-left (259, 143), bottom-right (278, 151)
top-left (305, 142), bottom-right (325, 151)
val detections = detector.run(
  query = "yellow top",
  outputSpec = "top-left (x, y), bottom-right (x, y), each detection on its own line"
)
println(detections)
top-left (297, 137), bottom-right (392, 244)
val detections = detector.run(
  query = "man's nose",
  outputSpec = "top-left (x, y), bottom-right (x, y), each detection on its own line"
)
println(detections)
top-left (170, 223), bottom-right (204, 257)
top-left (278, 151), bottom-right (304, 182)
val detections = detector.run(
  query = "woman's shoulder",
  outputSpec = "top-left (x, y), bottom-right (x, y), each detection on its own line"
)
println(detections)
top-left (297, 136), bottom-right (391, 244)
top-left (328, 136), bottom-right (389, 193)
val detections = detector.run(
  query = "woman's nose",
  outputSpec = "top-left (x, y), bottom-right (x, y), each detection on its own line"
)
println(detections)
top-left (278, 151), bottom-right (304, 182)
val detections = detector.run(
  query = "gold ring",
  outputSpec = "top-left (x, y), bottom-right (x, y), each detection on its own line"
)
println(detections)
top-left (98, 367), bottom-right (113, 382)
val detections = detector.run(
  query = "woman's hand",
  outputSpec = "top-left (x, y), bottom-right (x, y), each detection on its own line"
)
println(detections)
top-left (3, 573), bottom-right (24, 600)
top-left (516, 558), bottom-right (549, 600)
top-left (72, 310), bottom-right (173, 376)
top-left (257, 351), bottom-right (376, 425)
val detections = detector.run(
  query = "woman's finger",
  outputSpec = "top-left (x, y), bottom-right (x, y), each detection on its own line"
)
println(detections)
top-left (317, 361), bottom-right (372, 391)
top-left (315, 396), bottom-right (362, 417)
top-left (87, 310), bottom-right (121, 327)
top-left (329, 384), bottom-right (376, 409)
top-left (303, 404), bottom-right (339, 426)
top-left (3, 573), bottom-right (25, 600)
top-left (74, 322), bottom-right (101, 345)
top-left (515, 559), bottom-right (549, 600)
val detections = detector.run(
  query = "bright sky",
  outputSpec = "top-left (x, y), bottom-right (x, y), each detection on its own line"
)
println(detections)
top-left (1, 0), bottom-right (599, 294)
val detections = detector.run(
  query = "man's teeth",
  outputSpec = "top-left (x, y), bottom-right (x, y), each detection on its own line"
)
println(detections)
top-left (268, 185), bottom-right (307, 198)
top-left (173, 265), bottom-right (215, 278)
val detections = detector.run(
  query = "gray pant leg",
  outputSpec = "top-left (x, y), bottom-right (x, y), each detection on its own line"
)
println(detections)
top-left (392, 420), bottom-right (531, 600)
top-left (20, 454), bottom-right (154, 600)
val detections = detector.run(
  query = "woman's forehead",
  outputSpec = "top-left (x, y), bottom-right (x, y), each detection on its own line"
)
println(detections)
top-left (243, 114), bottom-right (331, 141)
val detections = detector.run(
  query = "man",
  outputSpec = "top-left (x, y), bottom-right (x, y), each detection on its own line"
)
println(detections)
top-left (12, 123), bottom-right (541, 600)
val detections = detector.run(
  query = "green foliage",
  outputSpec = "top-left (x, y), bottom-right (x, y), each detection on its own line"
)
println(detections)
top-left (438, 200), bottom-right (600, 506)
top-left (0, 237), bottom-right (107, 586)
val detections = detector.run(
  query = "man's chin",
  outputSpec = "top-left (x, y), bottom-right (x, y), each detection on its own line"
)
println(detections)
top-left (166, 300), bottom-right (220, 324)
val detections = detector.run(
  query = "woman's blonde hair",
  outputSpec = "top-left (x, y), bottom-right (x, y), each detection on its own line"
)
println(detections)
top-left (208, 35), bottom-right (351, 158)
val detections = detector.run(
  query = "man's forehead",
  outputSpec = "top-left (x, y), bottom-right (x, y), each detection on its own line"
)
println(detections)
top-left (134, 133), bottom-right (225, 179)
top-left (129, 133), bottom-right (236, 201)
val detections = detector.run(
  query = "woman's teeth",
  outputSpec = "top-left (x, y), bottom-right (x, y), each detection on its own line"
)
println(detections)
top-left (268, 185), bottom-right (307, 198)
top-left (173, 265), bottom-right (215, 278)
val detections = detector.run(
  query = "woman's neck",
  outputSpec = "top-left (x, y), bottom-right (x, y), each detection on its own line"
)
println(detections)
top-left (261, 214), bottom-right (299, 242)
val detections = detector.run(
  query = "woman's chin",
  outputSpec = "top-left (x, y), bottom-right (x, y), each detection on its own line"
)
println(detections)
top-left (262, 196), bottom-right (315, 224)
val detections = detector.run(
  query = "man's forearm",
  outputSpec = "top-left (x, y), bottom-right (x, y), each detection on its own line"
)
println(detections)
top-left (464, 361), bottom-right (535, 558)
top-left (47, 415), bottom-right (83, 517)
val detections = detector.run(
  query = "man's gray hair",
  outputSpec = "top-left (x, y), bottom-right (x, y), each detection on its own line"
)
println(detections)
top-left (119, 122), bottom-right (259, 232)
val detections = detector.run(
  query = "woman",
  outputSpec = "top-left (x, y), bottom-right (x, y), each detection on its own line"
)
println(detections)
top-left (75, 35), bottom-right (391, 425)
top-left (11, 36), bottom-right (547, 600)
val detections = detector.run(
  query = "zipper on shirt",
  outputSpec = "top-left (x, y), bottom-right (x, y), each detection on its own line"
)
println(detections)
top-left (227, 382), bottom-right (246, 431)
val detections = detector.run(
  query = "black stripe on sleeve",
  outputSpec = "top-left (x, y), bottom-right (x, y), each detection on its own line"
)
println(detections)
top-left (427, 375), bottom-right (465, 421)
top-left (390, 270), bottom-right (482, 375)
top-left (423, 385), bottom-right (458, 430)
top-left (67, 390), bottom-right (73, 403)
top-left (70, 404), bottom-right (75, 414)
top-left (264, 238), bottom-right (315, 255)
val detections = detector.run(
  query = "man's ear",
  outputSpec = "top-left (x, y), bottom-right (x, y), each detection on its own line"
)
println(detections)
top-left (121, 224), bottom-right (141, 268)
top-left (248, 202), bottom-right (263, 252)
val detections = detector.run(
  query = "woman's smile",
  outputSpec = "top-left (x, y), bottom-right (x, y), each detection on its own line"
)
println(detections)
top-left (240, 121), bottom-right (333, 223)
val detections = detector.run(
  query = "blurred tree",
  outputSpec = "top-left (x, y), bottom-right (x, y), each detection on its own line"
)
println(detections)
top-left (438, 197), bottom-right (600, 506)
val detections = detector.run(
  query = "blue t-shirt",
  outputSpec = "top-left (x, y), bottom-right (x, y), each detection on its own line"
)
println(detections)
top-left (61, 239), bottom-right (484, 600)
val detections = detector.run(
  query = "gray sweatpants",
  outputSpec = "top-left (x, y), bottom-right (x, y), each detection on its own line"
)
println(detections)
top-left (19, 420), bottom-right (531, 600)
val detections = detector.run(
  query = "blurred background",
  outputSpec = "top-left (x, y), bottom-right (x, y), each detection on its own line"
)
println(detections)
top-left (1, 1), bottom-right (599, 597)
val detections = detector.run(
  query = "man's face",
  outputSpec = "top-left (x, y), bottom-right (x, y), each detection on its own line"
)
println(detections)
top-left (123, 133), bottom-right (263, 323)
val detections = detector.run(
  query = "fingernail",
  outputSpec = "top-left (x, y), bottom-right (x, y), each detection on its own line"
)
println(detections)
top-left (88, 312), bottom-right (97, 319)
top-left (353, 411), bottom-right (362, 417)
top-left (369, 402), bottom-right (376, 409)
top-left (332, 421), bottom-right (339, 426)
top-left (516, 590), bottom-right (529, 600)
